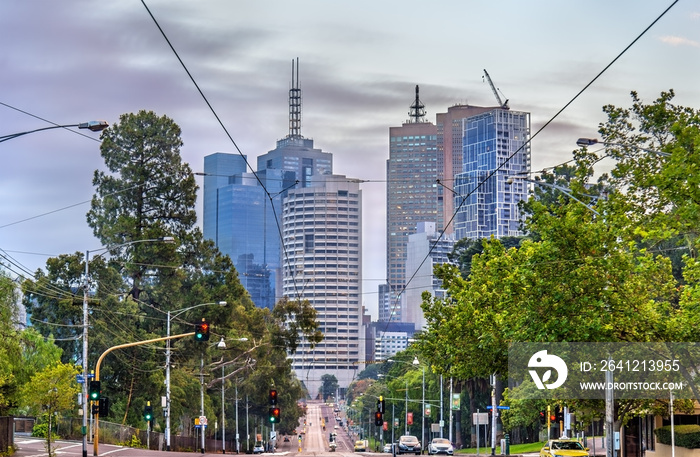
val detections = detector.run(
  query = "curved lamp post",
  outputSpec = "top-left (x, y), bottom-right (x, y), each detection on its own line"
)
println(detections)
top-left (166, 300), bottom-right (227, 452)
top-left (387, 358), bottom-right (418, 436)
top-left (82, 236), bottom-right (173, 457)
top-left (217, 336), bottom-right (248, 454)
top-left (576, 137), bottom-right (671, 157)
top-left (0, 120), bottom-right (108, 143)
top-left (412, 357), bottom-right (426, 453)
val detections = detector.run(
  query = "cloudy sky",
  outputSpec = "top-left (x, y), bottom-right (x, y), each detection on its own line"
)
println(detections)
top-left (1, 1), bottom-right (698, 318)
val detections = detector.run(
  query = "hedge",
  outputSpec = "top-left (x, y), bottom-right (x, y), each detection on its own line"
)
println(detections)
top-left (655, 425), bottom-right (700, 449)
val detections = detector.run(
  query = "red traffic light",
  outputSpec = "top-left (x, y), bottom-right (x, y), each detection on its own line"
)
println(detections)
top-left (269, 389), bottom-right (278, 405)
top-left (375, 411), bottom-right (383, 426)
top-left (269, 407), bottom-right (281, 423)
top-left (195, 319), bottom-right (210, 341)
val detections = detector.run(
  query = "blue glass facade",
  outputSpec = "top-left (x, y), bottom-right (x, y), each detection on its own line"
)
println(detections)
top-left (454, 109), bottom-right (531, 240)
top-left (203, 154), bottom-right (286, 310)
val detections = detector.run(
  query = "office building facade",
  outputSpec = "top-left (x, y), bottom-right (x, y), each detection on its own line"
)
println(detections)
top-left (384, 86), bottom-right (439, 323)
top-left (404, 222), bottom-right (456, 330)
top-left (454, 108), bottom-right (530, 240)
top-left (282, 174), bottom-right (363, 396)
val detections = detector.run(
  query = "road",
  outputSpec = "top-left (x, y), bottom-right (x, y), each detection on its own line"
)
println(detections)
top-left (14, 400), bottom-right (378, 456)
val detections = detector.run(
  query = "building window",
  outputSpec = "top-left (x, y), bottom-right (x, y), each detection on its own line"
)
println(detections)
top-left (304, 234), bottom-right (314, 253)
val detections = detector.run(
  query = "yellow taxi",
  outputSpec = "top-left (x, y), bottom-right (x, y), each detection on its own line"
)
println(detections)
top-left (540, 440), bottom-right (589, 457)
top-left (354, 440), bottom-right (367, 452)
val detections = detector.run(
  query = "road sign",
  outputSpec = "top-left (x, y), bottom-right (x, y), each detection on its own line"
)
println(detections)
top-left (473, 412), bottom-right (489, 424)
top-left (199, 416), bottom-right (208, 426)
top-left (486, 406), bottom-right (510, 410)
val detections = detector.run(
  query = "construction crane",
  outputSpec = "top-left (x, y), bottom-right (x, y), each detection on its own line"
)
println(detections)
top-left (483, 69), bottom-right (509, 110)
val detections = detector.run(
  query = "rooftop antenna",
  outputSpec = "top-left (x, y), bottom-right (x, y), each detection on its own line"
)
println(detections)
top-left (289, 58), bottom-right (302, 138)
top-left (408, 85), bottom-right (426, 123)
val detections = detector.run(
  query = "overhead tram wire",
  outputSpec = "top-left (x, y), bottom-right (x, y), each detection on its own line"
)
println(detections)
top-left (378, 0), bottom-right (680, 342)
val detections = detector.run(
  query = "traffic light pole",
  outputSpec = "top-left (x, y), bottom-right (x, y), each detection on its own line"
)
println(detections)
top-left (92, 332), bottom-right (194, 456)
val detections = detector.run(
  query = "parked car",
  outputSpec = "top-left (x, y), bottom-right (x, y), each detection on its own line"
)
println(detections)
top-left (540, 440), bottom-right (589, 457)
top-left (354, 440), bottom-right (367, 452)
top-left (397, 435), bottom-right (421, 455)
top-left (383, 443), bottom-right (394, 453)
top-left (428, 438), bottom-right (454, 455)
top-left (253, 441), bottom-right (265, 454)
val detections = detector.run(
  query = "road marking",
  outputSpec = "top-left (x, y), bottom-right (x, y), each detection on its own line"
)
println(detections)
top-left (99, 446), bottom-right (129, 455)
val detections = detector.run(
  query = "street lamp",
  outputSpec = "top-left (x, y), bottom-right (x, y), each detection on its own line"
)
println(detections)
top-left (412, 357), bottom-right (425, 454)
top-left (82, 236), bottom-right (173, 457)
top-left (166, 301), bottom-right (227, 452)
top-left (218, 336), bottom-right (249, 455)
top-left (387, 358), bottom-right (416, 436)
top-left (576, 137), bottom-right (671, 157)
top-left (0, 120), bottom-right (109, 143)
top-left (506, 176), bottom-right (601, 217)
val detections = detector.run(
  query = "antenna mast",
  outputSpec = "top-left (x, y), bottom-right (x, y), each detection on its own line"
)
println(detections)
top-left (289, 58), bottom-right (302, 138)
top-left (408, 85), bottom-right (426, 123)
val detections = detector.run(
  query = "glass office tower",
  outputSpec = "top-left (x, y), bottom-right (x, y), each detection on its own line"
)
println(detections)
top-left (454, 108), bottom-right (531, 240)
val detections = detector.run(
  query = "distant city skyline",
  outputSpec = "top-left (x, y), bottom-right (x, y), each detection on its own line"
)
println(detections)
top-left (1, 1), bottom-right (698, 320)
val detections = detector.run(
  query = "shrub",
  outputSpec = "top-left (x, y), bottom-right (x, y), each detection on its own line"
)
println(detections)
top-left (655, 425), bottom-right (700, 449)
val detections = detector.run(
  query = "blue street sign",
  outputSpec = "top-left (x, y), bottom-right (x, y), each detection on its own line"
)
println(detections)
top-left (486, 406), bottom-right (510, 410)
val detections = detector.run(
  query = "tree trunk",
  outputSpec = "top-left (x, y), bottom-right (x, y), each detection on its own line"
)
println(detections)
top-left (123, 376), bottom-right (135, 425)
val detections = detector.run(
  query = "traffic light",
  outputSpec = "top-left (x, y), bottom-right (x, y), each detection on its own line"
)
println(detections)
top-left (375, 410), bottom-right (383, 426)
top-left (269, 407), bottom-right (280, 423)
top-left (89, 380), bottom-right (101, 401)
top-left (195, 319), bottom-right (210, 341)
top-left (99, 397), bottom-right (111, 417)
top-left (556, 407), bottom-right (564, 422)
top-left (539, 410), bottom-right (546, 425)
top-left (144, 402), bottom-right (153, 421)
top-left (269, 389), bottom-right (278, 405)
top-left (376, 396), bottom-right (385, 414)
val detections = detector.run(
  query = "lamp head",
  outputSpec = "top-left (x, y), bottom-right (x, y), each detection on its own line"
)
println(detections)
top-left (577, 138), bottom-right (599, 147)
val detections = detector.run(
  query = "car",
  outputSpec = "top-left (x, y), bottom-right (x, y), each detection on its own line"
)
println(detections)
top-left (540, 440), bottom-right (589, 457)
top-left (397, 435), bottom-right (421, 455)
top-left (283, 436), bottom-right (290, 442)
top-left (428, 438), bottom-right (454, 455)
top-left (354, 440), bottom-right (367, 452)
top-left (253, 441), bottom-right (265, 454)
top-left (383, 443), bottom-right (394, 453)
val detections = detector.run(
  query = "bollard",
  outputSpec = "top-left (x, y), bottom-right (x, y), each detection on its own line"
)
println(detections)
top-left (505, 434), bottom-right (510, 456)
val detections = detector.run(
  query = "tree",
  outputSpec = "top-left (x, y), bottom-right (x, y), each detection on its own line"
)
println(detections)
top-left (21, 363), bottom-right (80, 457)
top-left (319, 374), bottom-right (339, 402)
top-left (86, 109), bottom-right (197, 300)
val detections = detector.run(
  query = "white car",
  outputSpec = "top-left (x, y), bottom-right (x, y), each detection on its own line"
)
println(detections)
top-left (253, 442), bottom-right (265, 454)
top-left (428, 438), bottom-right (454, 455)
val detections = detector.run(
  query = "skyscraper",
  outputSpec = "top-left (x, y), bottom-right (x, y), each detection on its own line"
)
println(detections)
top-left (454, 108), bottom-right (531, 239)
top-left (204, 59), bottom-right (364, 395)
top-left (283, 173), bottom-right (363, 396)
top-left (384, 86), bottom-right (438, 322)
top-left (436, 104), bottom-right (499, 234)
top-left (203, 153), bottom-right (286, 310)
top-left (404, 222), bottom-right (456, 330)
